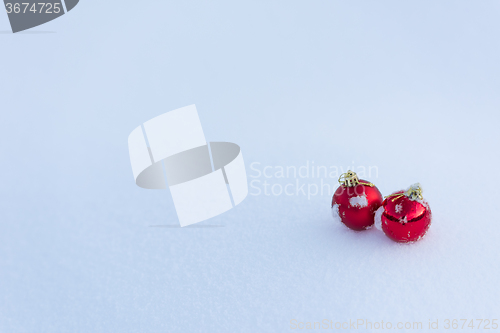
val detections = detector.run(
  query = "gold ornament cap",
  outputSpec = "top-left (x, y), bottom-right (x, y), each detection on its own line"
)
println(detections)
top-left (338, 170), bottom-right (374, 187)
top-left (406, 183), bottom-right (423, 201)
top-left (338, 170), bottom-right (360, 187)
top-left (386, 183), bottom-right (423, 201)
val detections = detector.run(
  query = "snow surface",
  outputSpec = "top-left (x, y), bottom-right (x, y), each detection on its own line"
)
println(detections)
top-left (1, 1), bottom-right (500, 332)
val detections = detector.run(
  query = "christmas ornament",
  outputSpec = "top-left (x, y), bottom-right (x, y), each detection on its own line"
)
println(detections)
top-left (331, 171), bottom-right (383, 231)
top-left (375, 183), bottom-right (432, 243)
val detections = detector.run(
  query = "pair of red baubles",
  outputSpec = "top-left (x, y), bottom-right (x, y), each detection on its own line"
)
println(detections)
top-left (331, 171), bottom-right (432, 243)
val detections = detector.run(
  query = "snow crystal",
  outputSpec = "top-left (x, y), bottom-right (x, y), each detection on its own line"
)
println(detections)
top-left (349, 195), bottom-right (368, 208)
top-left (395, 203), bottom-right (403, 213)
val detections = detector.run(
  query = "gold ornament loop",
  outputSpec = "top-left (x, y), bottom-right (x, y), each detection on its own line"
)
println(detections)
top-left (385, 183), bottom-right (423, 202)
top-left (338, 170), bottom-right (374, 187)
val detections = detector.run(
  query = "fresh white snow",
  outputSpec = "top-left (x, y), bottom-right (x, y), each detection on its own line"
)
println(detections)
top-left (331, 204), bottom-right (341, 224)
top-left (0, 2), bottom-right (499, 332)
top-left (349, 195), bottom-right (369, 208)
top-left (374, 206), bottom-right (384, 231)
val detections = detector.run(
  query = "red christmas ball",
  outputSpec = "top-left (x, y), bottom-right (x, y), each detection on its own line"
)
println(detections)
top-left (331, 171), bottom-right (383, 231)
top-left (376, 183), bottom-right (432, 243)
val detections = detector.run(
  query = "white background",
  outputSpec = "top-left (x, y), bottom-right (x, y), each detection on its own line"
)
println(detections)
top-left (0, 1), bottom-right (499, 332)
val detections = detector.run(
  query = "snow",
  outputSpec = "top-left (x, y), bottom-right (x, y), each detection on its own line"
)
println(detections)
top-left (395, 203), bottom-right (403, 213)
top-left (409, 183), bottom-right (422, 192)
top-left (374, 206), bottom-right (384, 231)
top-left (1, 2), bottom-right (499, 332)
top-left (349, 195), bottom-right (368, 208)
top-left (331, 204), bottom-right (341, 224)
